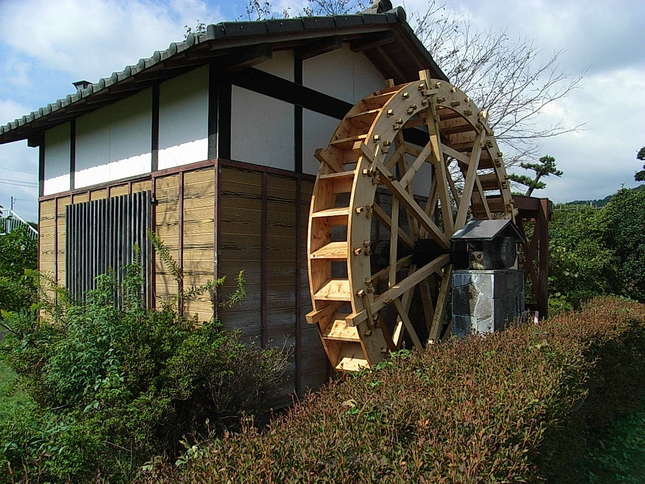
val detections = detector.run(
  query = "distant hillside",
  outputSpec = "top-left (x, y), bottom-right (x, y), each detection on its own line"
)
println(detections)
top-left (562, 184), bottom-right (644, 207)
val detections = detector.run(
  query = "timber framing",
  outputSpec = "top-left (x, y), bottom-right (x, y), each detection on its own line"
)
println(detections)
top-left (69, 120), bottom-right (76, 190)
top-left (513, 195), bottom-right (552, 318)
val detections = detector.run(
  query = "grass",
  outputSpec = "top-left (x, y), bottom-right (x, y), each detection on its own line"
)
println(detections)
top-left (584, 395), bottom-right (645, 483)
top-left (0, 356), bottom-right (33, 421)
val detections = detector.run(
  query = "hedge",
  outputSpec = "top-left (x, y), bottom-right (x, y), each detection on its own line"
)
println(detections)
top-left (144, 297), bottom-right (645, 483)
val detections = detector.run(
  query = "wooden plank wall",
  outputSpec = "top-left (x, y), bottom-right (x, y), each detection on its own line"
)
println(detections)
top-left (218, 163), bottom-right (328, 395)
top-left (182, 168), bottom-right (216, 321)
top-left (39, 167), bottom-right (216, 321)
top-left (154, 174), bottom-right (181, 308)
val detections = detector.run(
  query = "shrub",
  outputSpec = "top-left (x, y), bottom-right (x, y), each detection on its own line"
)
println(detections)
top-left (549, 205), bottom-right (617, 309)
top-left (0, 260), bottom-right (288, 482)
top-left (549, 185), bottom-right (645, 310)
top-left (0, 226), bottom-right (37, 312)
top-left (601, 187), bottom-right (645, 301)
top-left (144, 297), bottom-right (644, 483)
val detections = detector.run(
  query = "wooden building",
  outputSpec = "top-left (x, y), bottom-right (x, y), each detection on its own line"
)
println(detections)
top-left (0, 4), bottom-right (448, 395)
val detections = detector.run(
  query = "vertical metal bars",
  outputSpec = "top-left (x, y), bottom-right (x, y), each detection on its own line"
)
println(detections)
top-left (65, 191), bottom-right (152, 305)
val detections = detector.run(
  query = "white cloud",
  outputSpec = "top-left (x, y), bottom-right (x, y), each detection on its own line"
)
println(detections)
top-left (0, 0), bottom-right (222, 82)
top-left (536, 67), bottom-right (645, 201)
top-left (0, 99), bottom-right (33, 124)
top-left (398, 0), bottom-right (645, 201)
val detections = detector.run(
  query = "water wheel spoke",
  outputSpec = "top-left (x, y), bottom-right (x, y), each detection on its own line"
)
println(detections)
top-left (362, 145), bottom-right (448, 249)
top-left (426, 110), bottom-right (455, 236)
top-left (428, 264), bottom-right (452, 343)
top-left (394, 298), bottom-right (423, 350)
top-left (346, 254), bottom-right (450, 327)
top-left (455, 130), bottom-right (485, 229)
top-left (388, 197), bottom-right (400, 287)
top-left (373, 203), bottom-right (414, 249)
top-left (399, 140), bottom-right (434, 188)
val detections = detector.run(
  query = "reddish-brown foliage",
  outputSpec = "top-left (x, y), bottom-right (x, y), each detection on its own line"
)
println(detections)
top-left (143, 297), bottom-right (644, 483)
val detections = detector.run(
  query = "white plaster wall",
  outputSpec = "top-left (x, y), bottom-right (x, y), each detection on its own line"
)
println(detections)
top-left (303, 44), bottom-right (386, 105)
top-left (158, 65), bottom-right (209, 169)
top-left (231, 86), bottom-right (294, 171)
top-left (256, 50), bottom-right (293, 81)
top-left (406, 152), bottom-right (433, 198)
top-left (302, 109), bottom-right (339, 175)
top-left (43, 123), bottom-right (71, 195)
top-left (75, 89), bottom-right (151, 188)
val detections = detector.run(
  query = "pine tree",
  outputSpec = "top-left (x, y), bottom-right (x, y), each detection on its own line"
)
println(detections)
top-left (508, 155), bottom-right (563, 197)
top-left (635, 146), bottom-right (645, 182)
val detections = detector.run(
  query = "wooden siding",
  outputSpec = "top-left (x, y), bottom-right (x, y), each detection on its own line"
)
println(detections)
top-left (38, 159), bottom-right (326, 399)
top-left (217, 163), bottom-right (327, 396)
top-left (182, 168), bottom-right (216, 322)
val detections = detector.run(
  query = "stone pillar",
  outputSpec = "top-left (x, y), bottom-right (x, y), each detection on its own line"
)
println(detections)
top-left (451, 269), bottom-right (524, 337)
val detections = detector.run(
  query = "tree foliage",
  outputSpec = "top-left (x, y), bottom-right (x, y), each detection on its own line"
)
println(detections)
top-left (549, 186), bottom-right (645, 312)
top-left (635, 146), bottom-right (645, 182)
top-left (548, 205), bottom-right (616, 311)
top-left (509, 155), bottom-right (563, 196)
top-left (600, 187), bottom-right (645, 301)
top-left (0, 226), bottom-right (37, 313)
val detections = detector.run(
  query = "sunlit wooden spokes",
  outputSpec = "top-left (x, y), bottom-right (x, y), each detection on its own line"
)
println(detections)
top-left (306, 71), bottom-right (514, 371)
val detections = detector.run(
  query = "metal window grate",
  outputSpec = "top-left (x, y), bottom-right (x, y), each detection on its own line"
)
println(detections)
top-left (65, 191), bottom-right (152, 305)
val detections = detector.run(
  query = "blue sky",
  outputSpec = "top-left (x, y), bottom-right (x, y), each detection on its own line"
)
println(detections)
top-left (1, 0), bottom-right (643, 221)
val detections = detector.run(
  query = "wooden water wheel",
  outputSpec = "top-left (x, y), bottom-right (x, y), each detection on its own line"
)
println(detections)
top-left (306, 70), bottom-right (515, 371)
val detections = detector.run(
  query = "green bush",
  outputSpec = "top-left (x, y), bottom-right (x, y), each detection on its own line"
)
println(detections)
top-left (0, 226), bottom-right (37, 312)
top-left (0, 261), bottom-right (288, 482)
top-left (143, 297), bottom-right (644, 483)
top-left (549, 205), bottom-right (618, 309)
top-left (601, 187), bottom-right (645, 301)
top-left (549, 186), bottom-right (645, 310)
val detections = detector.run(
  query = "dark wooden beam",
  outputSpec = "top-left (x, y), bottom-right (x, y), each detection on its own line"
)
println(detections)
top-left (350, 32), bottom-right (395, 52)
top-left (228, 67), bottom-right (353, 120)
top-left (38, 141), bottom-right (45, 197)
top-left (295, 37), bottom-right (342, 60)
top-left (151, 82), bottom-right (159, 172)
top-left (218, 44), bottom-right (273, 71)
top-left (178, 171), bottom-right (185, 315)
top-left (260, 172), bottom-right (268, 348)
top-left (294, 56), bottom-right (303, 174)
top-left (69, 119), bottom-right (76, 190)
top-left (208, 62), bottom-right (218, 160)
top-left (213, 159), bottom-right (220, 320)
top-left (28, 133), bottom-right (43, 147)
top-left (215, 79), bottom-right (231, 159)
top-left (375, 46), bottom-right (407, 84)
top-left (132, 66), bottom-right (194, 83)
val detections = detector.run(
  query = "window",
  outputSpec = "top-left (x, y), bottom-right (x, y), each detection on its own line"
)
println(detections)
top-left (66, 191), bottom-right (152, 304)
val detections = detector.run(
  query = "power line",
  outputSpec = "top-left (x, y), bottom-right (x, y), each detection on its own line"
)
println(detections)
top-left (0, 180), bottom-right (37, 188)
top-left (3, 177), bottom-right (37, 185)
